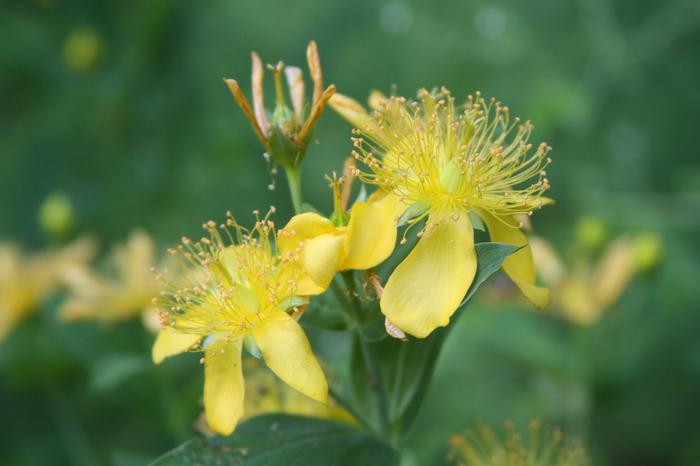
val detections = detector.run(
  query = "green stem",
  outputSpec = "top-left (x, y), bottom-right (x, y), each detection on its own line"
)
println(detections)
top-left (357, 328), bottom-right (390, 435)
top-left (389, 341), bottom-right (407, 418)
top-left (340, 272), bottom-right (390, 436)
top-left (284, 165), bottom-right (303, 214)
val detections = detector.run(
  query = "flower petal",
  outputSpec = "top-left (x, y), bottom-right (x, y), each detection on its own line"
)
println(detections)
top-left (152, 329), bottom-right (201, 364)
top-left (328, 93), bottom-right (372, 129)
top-left (302, 233), bottom-right (346, 291)
top-left (341, 193), bottom-right (399, 270)
top-left (368, 90), bottom-right (389, 111)
top-left (277, 213), bottom-right (336, 254)
top-left (204, 338), bottom-right (245, 436)
top-left (278, 213), bottom-right (345, 294)
top-left (380, 212), bottom-right (477, 338)
top-left (528, 236), bottom-right (566, 287)
top-left (252, 309), bottom-right (328, 403)
top-left (591, 236), bottom-right (635, 309)
top-left (478, 209), bottom-right (550, 309)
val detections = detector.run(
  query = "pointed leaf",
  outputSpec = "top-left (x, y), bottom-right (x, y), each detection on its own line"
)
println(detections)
top-left (149, 414), bottom-right (399, 466)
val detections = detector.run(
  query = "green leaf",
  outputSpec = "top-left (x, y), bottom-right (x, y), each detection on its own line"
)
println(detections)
top-left (302, 291), bottom-right (350, 331)
top-left (149, 414), bottom-right (399, 466)
top-left (299, 202), bottom-right (321, 214)
top-left (89, 354), bottom-right (149, 393)
top-left (358, 311), bottom-right (388, 342)
top-left (243, 335), bottom-right (262, 359)
top-left (460, 242), bottom-right (521, 306)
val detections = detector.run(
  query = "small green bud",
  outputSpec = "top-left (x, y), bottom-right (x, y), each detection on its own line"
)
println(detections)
top-left (632, 232), bottom-right (663, 271)
top-left (39, 192), bottom-right (75, 240)
top-left (62, 28), bottom-right (102, 73)
top-left (575, 215), bottom-right (607, 251)
top-left (267, 125), bottom-right (303, 167)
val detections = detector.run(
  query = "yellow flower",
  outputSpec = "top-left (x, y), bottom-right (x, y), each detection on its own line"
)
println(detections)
top-left (151, 211), bottom-right (328, 436)
top-left (447, 421), bottom-right (589, 466)
top-left (58, 230), bottom-right (162, 330)
top-left (0, 237), bottom-right (96, 343)
top-left (332, 89), bottom-right (553, 337)
top-left (530, 231), bottom-right (661, 325)
top-left (276, 190), bottom-right (400, 293)
top-left (241, 357), bottom-right (355, 424)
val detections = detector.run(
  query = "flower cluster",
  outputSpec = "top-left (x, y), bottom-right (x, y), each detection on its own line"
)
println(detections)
top-left (447, 421), bottom-right (589, 466)
top-left (0, 237), bottom-right (96, 343)
top-left (150, 44), bottom-right (555, 436)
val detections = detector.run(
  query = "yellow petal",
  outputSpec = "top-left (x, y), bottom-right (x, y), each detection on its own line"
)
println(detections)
top-left (204, 338), bottom-right (245, 436)
top-left (528, 236), bottom-right (566, 287)
top-left (380, 212), bottom-right (477, 338)
top-left (252, 309), bottom-right (328, 403)
top-left (341, 193), bottom-right (399, 270)
top-left (152, 329), bottom-right (201, 364)
top-left (284, 66), bottom-right (305, 119)
top-left (277, 213), bottom-right (336, 254)
top-left (591, 236), bottom-right (635, 309)
top-left (368, 89), bottom-right (389, 111)
top-left (559, 276), bottom-right (601, 325)
top-left (328, 93), bottom-right (372, 129)
top-left (302, 233), bottom-right (346, 291)
top-left (478, 210), bottom-right (550, 309)
top-left (278, 213), bottom-right (345, 294)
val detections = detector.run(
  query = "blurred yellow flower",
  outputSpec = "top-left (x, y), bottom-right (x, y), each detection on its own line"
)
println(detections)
top-left (242, 357), bottom-right (355, 423)
top-left (193, 357), bottom-right (355, 436)
top-left (447, 421), bottom-right (589, 466)
top-left (331, 89), bottom-right (553, 337)
top-left (58, 230), bottom-right (162, 330)
top-left (0, 237), bottom-right (96, 343)
top-left (530, 230), bottom-right (662, 325)
top-left (152, 211), bottom-right (328, 435)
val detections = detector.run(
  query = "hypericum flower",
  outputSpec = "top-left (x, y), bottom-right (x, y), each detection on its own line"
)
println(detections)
top-left (151, 211), bottom-right (327, 435)
top-left (276, 166), bottom-right (399, 293)
top-left (530, 227), bottom-right (662, 325)
top-left (333, 88), bottom-right (553, 337)
top-left (0, 237), bottom-right (96, 343)
top-left (225, 41), bottom-right (336, 213)
top-left (447, 421), bottom-right (589, 466)
top-left (58, 230), bottom-right (162, 331)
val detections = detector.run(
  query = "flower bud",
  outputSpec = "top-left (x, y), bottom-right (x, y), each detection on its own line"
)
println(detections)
top-left (62, 28), bottom-right (102, 73)
top-left (224, 41), bottom-right (335, 169)
top-left (632, 232), bottom-right (663, 272)
top-left (38, 192), bottom-right (75, 240)
top-left (575, 215), bottom-right (607, 251)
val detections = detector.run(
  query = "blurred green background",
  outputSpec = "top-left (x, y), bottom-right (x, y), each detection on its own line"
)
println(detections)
top-left (1, 0), bottom-right (699, 465)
